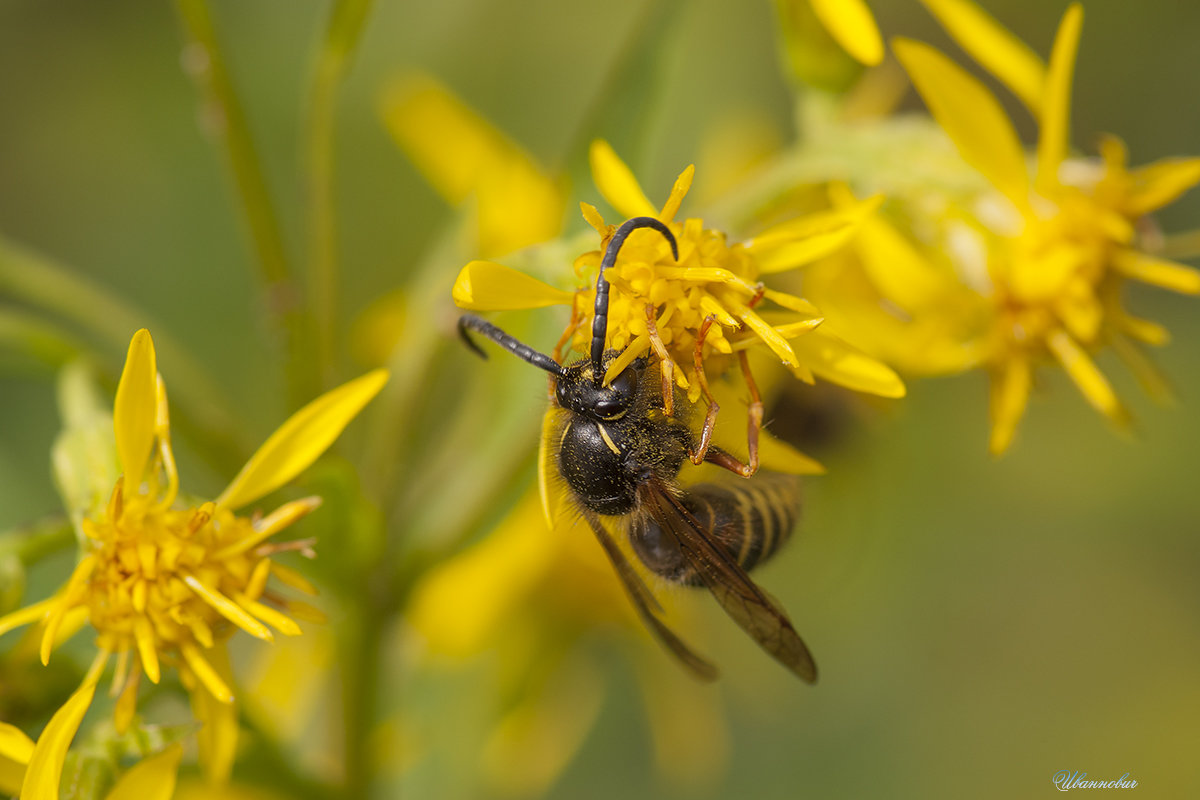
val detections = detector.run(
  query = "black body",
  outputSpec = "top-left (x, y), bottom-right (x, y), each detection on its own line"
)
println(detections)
top-left (553, 353), bottom-right (690, 516)
top-left (630, 475), bottom-right (799, 585)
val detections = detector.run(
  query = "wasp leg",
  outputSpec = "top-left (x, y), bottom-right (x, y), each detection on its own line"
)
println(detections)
top-left (694, 338), bottom-right (761, 478)
top-left (548, 293), bottom-right (585, 399)
top-left (747, 282), bottom-right (766, 309)
top-left (645, 304), bottom-right (675, 416)
top-left (552, 291), bottom-right (585, 365)
top-left (689, 315), bottom-right (720, 465)
top-left (729, 350), bottom-right (763, 477)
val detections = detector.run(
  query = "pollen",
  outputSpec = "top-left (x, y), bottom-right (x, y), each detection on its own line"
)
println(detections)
top-left (569, 199), bottom-right (827, 404)
top-left (50, 467), bottom-right (320, 716)
top-left (20, 495), bottom-right (317, 731)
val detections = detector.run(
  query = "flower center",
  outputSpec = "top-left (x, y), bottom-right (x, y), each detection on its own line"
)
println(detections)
top-left (83, 488), bottom-right (269, 656)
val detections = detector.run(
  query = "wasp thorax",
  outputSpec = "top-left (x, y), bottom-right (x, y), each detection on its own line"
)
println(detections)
top-left (555, 355), bottom-right (640, 421)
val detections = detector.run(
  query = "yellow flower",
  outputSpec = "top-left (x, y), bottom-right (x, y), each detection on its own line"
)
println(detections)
top-left (884, 2), bottom-right (1200, 453)
top-left (0, 329), bottom-right (387, 785)
top-left (454, 140), bottom-right (902, 471)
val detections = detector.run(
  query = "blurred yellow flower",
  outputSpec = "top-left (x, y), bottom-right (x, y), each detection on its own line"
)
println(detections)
top-left (0, 329), bottom-right (387, 784)
top-left (776, 0), bottom-right (883, 69)
top-left (0, 718), bottom-right (35, 796)
top-left (807, 0), bottom-right (882, 65)
top-left (380, 72), bottom-right (566, 259)
top-left (878, 2), bottom-right (1200, 453)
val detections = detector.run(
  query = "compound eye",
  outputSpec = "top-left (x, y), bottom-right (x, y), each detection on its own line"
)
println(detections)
top-left (608, 368), bottom-right (637, 403)
top-left (594, 398), bottom-right (622, 419)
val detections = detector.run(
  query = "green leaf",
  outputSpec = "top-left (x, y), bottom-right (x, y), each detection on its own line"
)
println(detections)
top-left (52, 363), bottom-right (120, 538)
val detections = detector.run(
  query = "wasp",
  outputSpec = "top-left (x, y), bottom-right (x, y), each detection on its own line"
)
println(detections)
top-left (458, 217), bottom-right (817, 682)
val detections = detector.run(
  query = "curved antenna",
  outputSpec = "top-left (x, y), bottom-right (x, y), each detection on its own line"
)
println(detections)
top-left (591, 216), bottom-right (679, 386)
top-left (458, 313), bottom-right (565, 377)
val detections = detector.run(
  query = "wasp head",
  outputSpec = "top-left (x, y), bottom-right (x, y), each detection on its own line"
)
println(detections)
top-left (556, 352), bottom-right (643, 421)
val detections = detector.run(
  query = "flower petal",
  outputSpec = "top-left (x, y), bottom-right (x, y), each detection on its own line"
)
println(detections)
top-left (232, 593), bottom-right (302, 637)
top-left (0, 597), bottom-right (55, 638)
top-left (580, 202), bottom-right (608, 236)
top-left (1045, 328), bottom-right (1128, 424)
top-left (381, 73), bottom-right (501, 204)
top-left (729, 302), bottom-right (798, 367)
top-left (183, 575), bottom-right (273, 642)
top-left (380, 74), bottom-right (564, 256)
top-left (181, 643), bottom-right (233, 705)
top-left (102, 744), bottom-right (182, 800)
top-left (918, 0), bottom-right (1046, 113)
top-left (790, 327), bottom-right (906, 398)
top-left (1035, 3), bottom-right (1083, 193)
top-left (114, 329), bottom-right (158, 496)
top-left (757, 430), bottom-right (826, 475)
top-left (409, 492), bottom-right (554, 657)
top-left (1126, 157), bottom-right (1200, 216)
top-left (187, 645), bottom-right (238, 784)
top-left (988, 357), bottom-right (1030, 456)
top-left (0, 723), bottom-right (34, 794)
top-left (1111, 335), bottom-right (1174, 405)
top-left (1111, 250), bottom-right (1200, 295)
top-left (747, 195), bottom-right (882, 271)
top-left (589, 140), bottom-right (656, 219)
top-left (40, 557), bottom-right (95, 665)
top-left (20, 681), bottom-right (96, 800)
top-left (753, 224), bottom-right (860, 274)
top-left (657, 165), bottom-right (695, 224)
top-left (853, 214), bottom-right (951, 311)
top-left (133, 617), bottom-right (160, 684)
top-left (0, 724), bottom-right (34, 766)
top-left (810, 0), bottom-right (883, 65)
top-left (453, 260), bottom-right (576, 310)
top-left (893, 37), bottom-right (1029, 208)
top-left (1111, 310), bottom-right (1169, 347)
top-left (1, 757), bottom-right (25, 798)
top-left (538, 409), bottom-right (561, 530)
top-left (216, 369), bottom-right (388, 511)
top-left (482, 654), bottom-right (605, 796)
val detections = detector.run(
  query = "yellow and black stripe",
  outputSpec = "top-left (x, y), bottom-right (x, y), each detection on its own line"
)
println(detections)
top-left (630, 474), bottom-right (801, 585)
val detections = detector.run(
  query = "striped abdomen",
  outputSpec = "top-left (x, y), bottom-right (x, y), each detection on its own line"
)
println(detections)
top-left (630, 475), bottom-right (800, 585)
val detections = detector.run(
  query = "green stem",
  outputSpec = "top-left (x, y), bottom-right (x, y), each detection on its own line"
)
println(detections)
top-left (0, 308), bottom-right (90, 370)
top-left (340, 589), bottom-right (383, 799)
top-left (0, 235), bottom-right (246, 475)
top-left (237, 708), bottom-right (340, 800)
top-left (302, 3), bottom-right (379, 794)
top-left (561, 0), bottom-right (685, 180)
top-left (306, 0), bottom-right (374, 389)
top-left (174, 0), bottom-right (313, 405)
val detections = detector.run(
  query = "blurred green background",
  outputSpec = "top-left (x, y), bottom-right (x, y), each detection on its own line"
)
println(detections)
top-left (1, 0), bottom-right (1198, 797)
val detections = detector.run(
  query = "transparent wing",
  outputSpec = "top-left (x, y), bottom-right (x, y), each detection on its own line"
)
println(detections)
top-left (579, 507), bottom-right (719, 682)
top-left (637, 479), bottom-right (817, 683)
